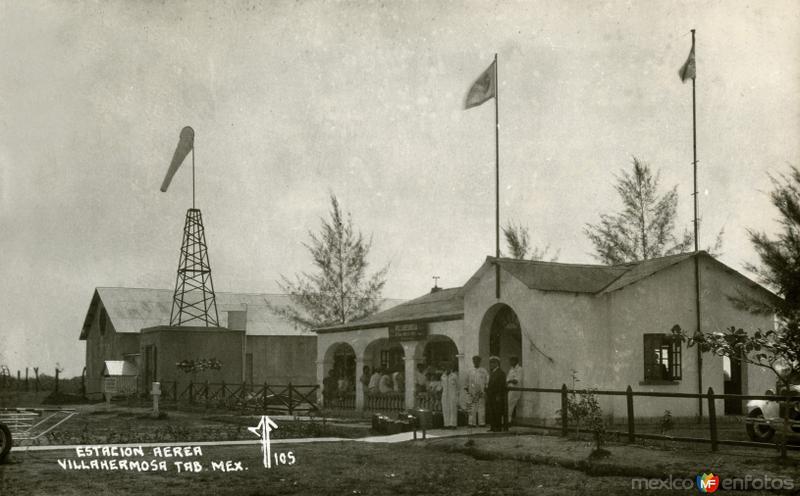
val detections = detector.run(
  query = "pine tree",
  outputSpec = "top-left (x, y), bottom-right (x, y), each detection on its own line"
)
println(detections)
top-left (584, 157), bottom-right (697, 264)
top-left (744, 166), bottom-right (800, 325)
top-left (272, 194), bottom-right (389, 329)
top-left (503, 221), bottom-right (558, 261)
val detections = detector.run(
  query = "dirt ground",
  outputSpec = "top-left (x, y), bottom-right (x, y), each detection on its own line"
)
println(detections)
top-left (425, 431), bottom-right (799, 480)
top-left (3, 404), bottom-right (798, 494)
top-left (1, 440), bottom-right (781, 496)
top-left (13, 404), bottom-right (371, 445)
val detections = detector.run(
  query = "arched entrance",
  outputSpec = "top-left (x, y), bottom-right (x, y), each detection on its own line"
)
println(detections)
top-left (323, 343), bottom-right (356, 390)
top-left (364, 338), bottom-right (405, 374)
top-left (421, 335), bottom-right (459, 372)
top-left (479, 304), bottom-right (522, 369)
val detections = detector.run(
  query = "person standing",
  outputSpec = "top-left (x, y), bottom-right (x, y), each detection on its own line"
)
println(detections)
top-left (368, 367), bottom-right (381, 394)
top-left (465, 355), bottom-right (489, 426)
top-left (322, 369), bottom-right (338, 407)
top-left (392, 368), bottom-right (405, 392)
top-left (414, 363), bottom-right (428, 392)
top-left (506, 356), bottom-right (523, 421)
top-left (440, 361), bottom-right (459, 428)
top-left (379, 368), bottom-right (393, 394)
top-left (486, 356), bottom-right (506, 432)
top-left (359, 365), bottom-right (371, 396)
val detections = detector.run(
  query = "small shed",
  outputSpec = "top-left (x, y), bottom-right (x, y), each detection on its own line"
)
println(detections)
top-left (102, 360), bottom-right (138, 397)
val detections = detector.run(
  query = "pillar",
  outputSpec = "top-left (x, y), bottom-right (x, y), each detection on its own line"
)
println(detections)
top-left (402, 341), bottom-right (421, 410)
top-left (355, 357), bottom-right (365, 411)
top-left (315, 359), bottom-right (328, 406)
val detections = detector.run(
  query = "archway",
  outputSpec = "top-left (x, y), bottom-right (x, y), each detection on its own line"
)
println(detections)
top-left (364, 338), bottom-right (405, 375)
top-left (323, 342), bottom-right (356, 390)
top-left (420, 335), bottom-right (459, 373)
top-left (479, 304), bottom-right (522, 369)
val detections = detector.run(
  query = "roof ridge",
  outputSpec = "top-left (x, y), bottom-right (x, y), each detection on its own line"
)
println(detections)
top-left (97, 287), bottom-right (403, 300)
top-left (491, 257), bottom-right (628, 270)
top-left (396, 287), bottom-right (462, 305)
top-left (596, 252), bottom-right (699, 293)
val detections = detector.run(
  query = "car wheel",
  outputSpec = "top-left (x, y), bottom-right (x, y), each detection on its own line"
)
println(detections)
top-left (0, 423), bottom-right (11, 464)
top-left (746, 409), bottom-right (775, 442)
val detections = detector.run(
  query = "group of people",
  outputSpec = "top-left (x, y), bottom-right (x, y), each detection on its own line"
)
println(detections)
top-left (416, 355), bottom-right (523, 432)
top-left (359, 366), bottom-right (405, 395)
top-left (326, 356), bottom-right (524, 432)
top-left (460, 355), bottom-right (522, 431)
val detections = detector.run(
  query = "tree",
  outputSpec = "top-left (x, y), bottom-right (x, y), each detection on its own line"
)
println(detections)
top-left (672, 324), bottom-right (798, 459)
top-left (584, 157), bottom-right (721, 264)
top-left (273, 194), bottom-right (389, 329)
top-left (671, 167), bottom-right (800, 459)
top-left (744, 166), bottom-right (800, 322)
top-left (502, 221), bottom-right (558, 261)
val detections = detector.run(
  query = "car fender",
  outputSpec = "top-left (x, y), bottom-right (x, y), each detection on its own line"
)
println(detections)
top-left (746, 399), bottom-right (769, 414)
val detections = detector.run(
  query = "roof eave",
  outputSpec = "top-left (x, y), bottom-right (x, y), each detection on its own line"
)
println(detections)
top-left (315, 312), bottom-right (464, 334)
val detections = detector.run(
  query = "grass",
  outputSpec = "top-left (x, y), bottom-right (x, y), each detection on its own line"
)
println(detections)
top-left (24, 406), bottom-right (373, 446)
top-left (1, 441), bottom-right (661, 496)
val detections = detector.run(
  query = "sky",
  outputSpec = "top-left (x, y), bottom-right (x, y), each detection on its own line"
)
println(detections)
top-left (1, 0), bottom-right (798, 377)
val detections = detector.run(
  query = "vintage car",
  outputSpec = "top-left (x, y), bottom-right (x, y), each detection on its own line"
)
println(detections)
top-left (745, 384), bottom-right (800, 442)
top-left (0, 422), bottom-right (10, 464)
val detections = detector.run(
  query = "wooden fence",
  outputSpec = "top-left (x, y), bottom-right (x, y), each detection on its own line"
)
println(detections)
top-left (158, 381), bottom-right (319, 415)
top-left (512, 385), bottom-right (800, 453)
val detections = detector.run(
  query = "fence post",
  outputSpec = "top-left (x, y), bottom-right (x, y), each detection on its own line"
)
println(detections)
top-left (561, 384), bottom-right (568, 437)
top-left (25, 368), bottom-right (29, 391)
top-left (189, 381), bottom-right (194, 404)
top-left (707, 387), bottom-right (718, 452)
top-left (503, 387), bottom-right (509, 431)
top-left (288, 382), bottom-right (294, 416)
top-left (626, 385), bottom-right (635, 443)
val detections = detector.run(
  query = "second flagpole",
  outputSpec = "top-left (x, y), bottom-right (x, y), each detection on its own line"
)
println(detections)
top-left (494, 53), bottom-right (501, 299)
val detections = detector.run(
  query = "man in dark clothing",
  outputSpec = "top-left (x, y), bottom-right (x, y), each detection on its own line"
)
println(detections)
top-left (486, 356), bottom-right (506, 432)
top-left (322, 369), bottom-right (338, 406)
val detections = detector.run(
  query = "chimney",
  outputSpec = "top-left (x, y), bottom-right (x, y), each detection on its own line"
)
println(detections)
top-left (226, 310), bottom-right (247, 331)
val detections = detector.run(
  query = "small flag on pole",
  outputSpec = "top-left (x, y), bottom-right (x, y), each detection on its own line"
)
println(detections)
top-left (160, 126), bottom-right (195, 192)
top-left (678, 40), bottom-right (696, 83)
top-left (464, 60), bottom-right (496, 109)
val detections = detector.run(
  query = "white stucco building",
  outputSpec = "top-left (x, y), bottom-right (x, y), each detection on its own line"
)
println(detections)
top-left (315, 251), bottom-right (778, 422)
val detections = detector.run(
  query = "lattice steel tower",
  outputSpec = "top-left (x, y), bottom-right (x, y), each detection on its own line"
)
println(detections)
top-left (169, 208), bottom-right (220, 326)
top-left (160, 126), bottom-right (220, 327)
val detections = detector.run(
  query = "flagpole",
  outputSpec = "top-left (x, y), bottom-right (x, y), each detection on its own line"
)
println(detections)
top-left (494, 53), bottom-right (501, 299)
top-left (192, 142), bottom-right (196, 210)
top-left (689, 28), bottom-right (703, 420)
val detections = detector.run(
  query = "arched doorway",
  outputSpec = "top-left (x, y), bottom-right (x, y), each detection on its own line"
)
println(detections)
top-left (421, 335), bottom-right (459, 372)
top-left (323, 343), bottom-right (356, 390)
top-left (364, 338), bottom-right (405, 374)
top-left (479, 304), bottom-right (523, 369)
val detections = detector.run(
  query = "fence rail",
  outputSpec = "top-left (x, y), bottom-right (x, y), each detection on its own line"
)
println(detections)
top-left (156, 381), bottom-right (319, 415)
top-left (510, 385), bottom-right (799, 453)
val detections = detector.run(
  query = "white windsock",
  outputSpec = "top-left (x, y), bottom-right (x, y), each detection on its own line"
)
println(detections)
top-left (160, 126), bottom-right (194, 192)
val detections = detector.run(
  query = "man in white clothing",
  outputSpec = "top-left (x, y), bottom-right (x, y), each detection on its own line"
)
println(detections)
top-left (465, 355), bottom-right (489, 426)
top-left (506, 356), bottom-right (523, 420)
top-left (440, 361), bottom-right (459, 428)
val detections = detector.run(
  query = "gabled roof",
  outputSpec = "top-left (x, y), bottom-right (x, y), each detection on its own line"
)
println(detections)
top-left (493, 258), bottom-right (629, 293)
top-left (316, 287), bottom-right (464, 333)
top-left (80, 287), bottom-right (404, 339)
top-left (318, 251), bottom-right (779, 333)
top-left (597, 252), bottom-right (695, 293)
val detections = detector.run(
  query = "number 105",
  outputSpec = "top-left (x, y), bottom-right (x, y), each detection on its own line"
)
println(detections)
top-left (273, 451), bottom-right (296, 466)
